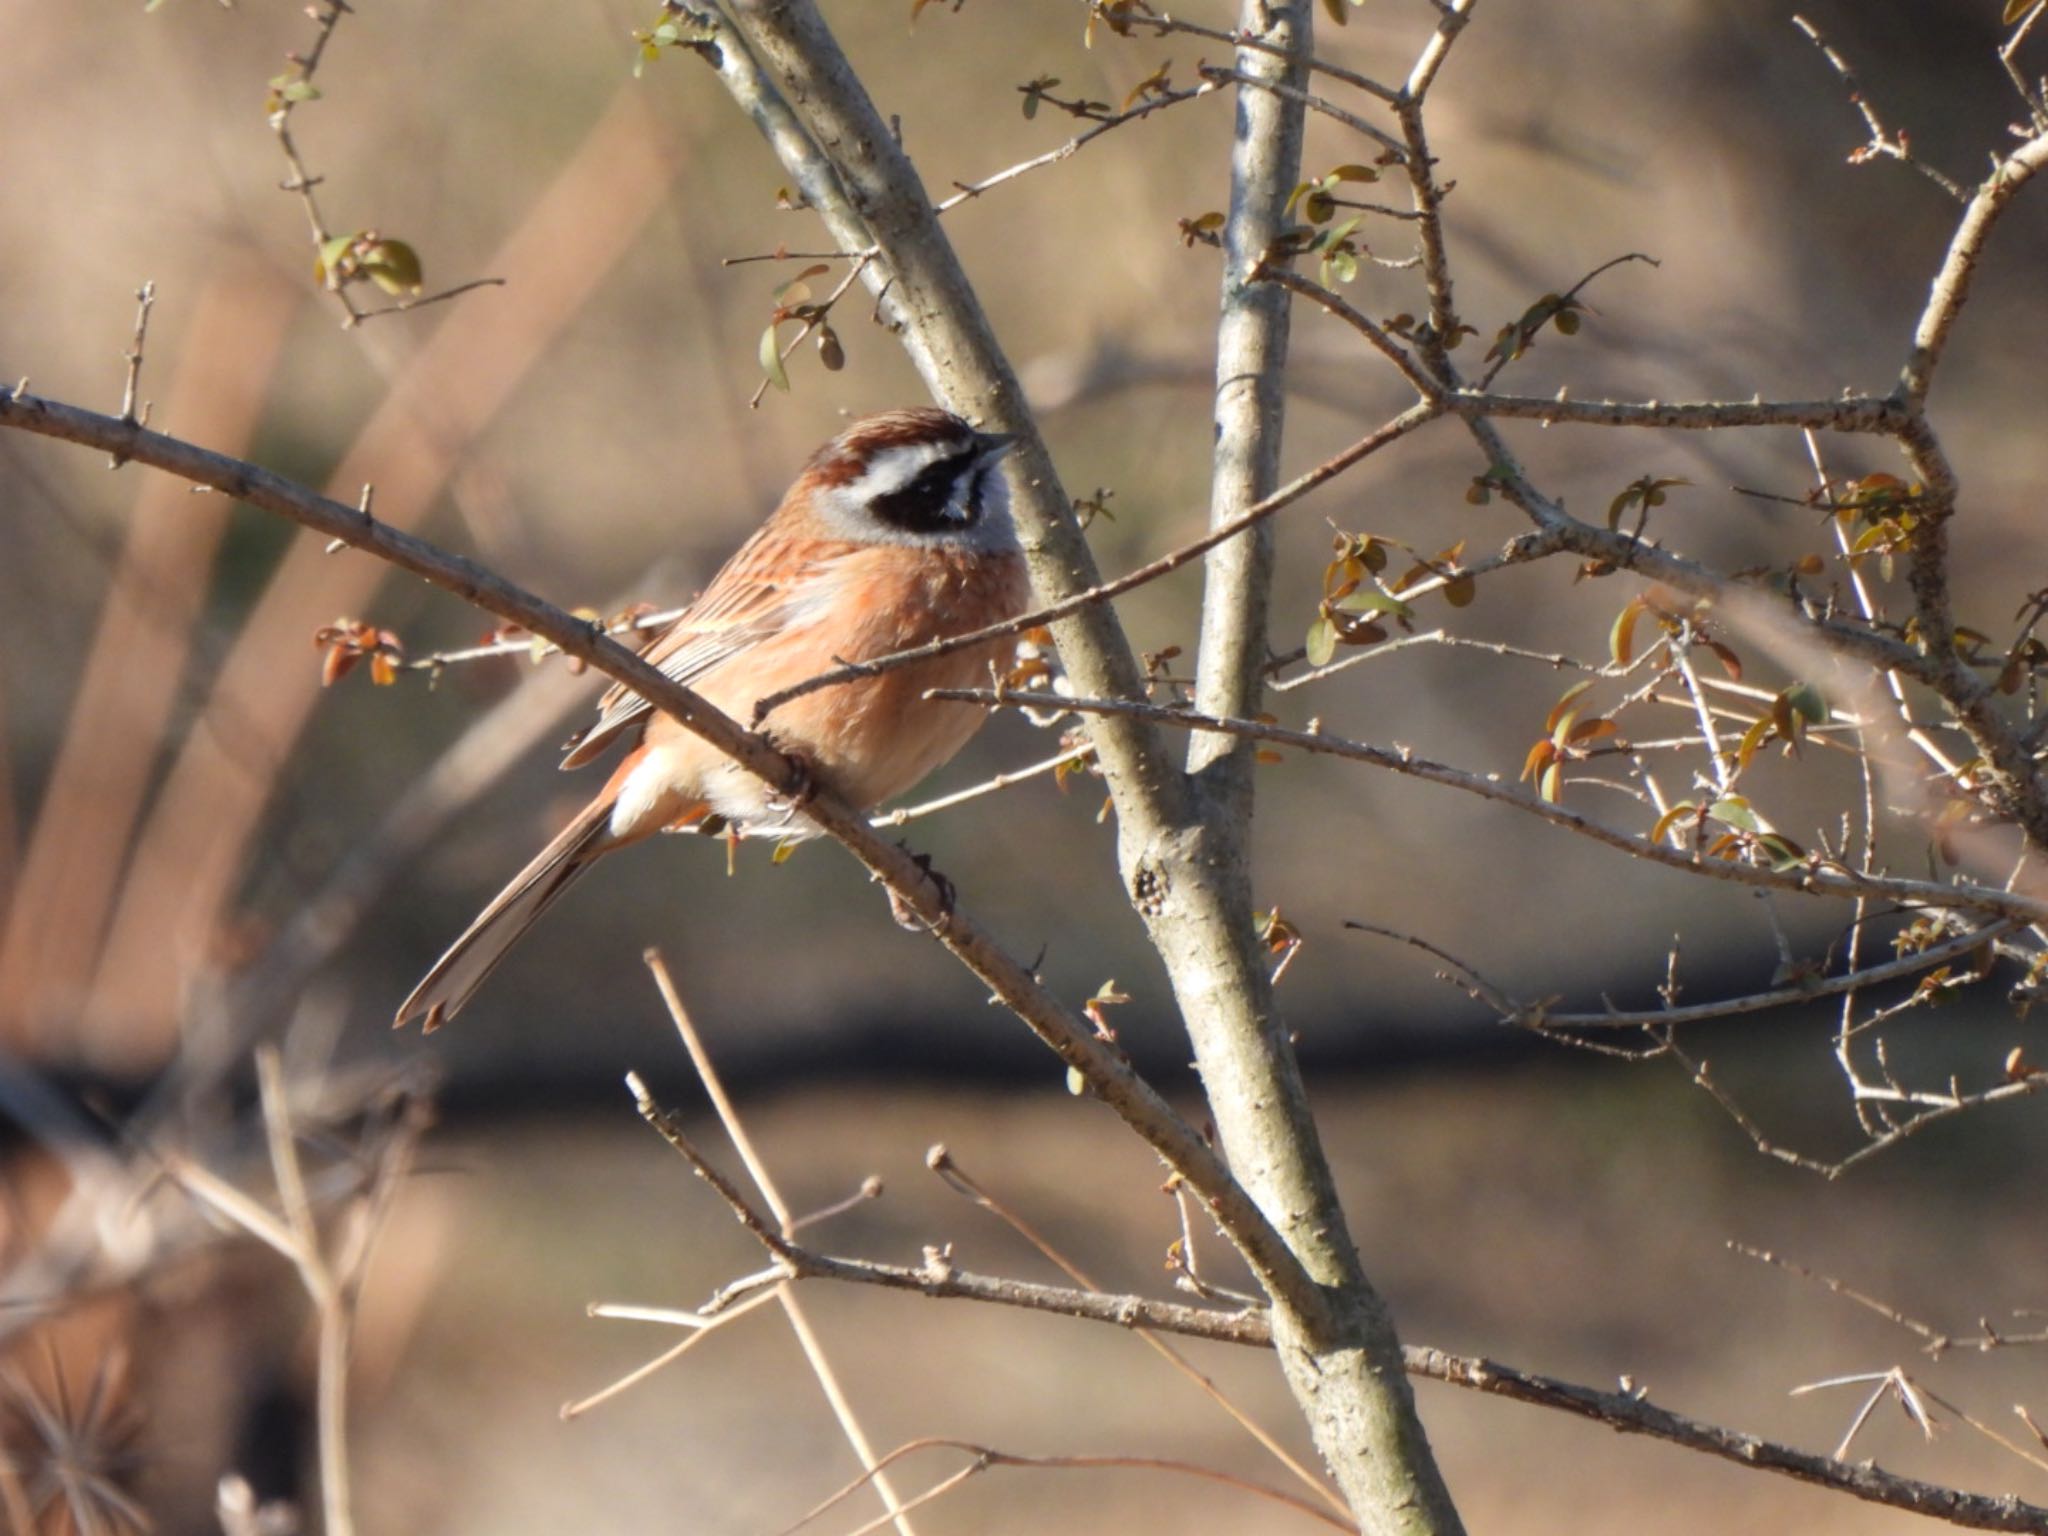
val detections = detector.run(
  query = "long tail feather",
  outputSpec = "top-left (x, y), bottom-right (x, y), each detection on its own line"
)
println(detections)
top-left (394, 797), bottom-right (616, 1030)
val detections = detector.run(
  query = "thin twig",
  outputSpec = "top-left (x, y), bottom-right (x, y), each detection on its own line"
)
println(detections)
top-left (925, 1146), bottom-right (1346, 1517)
top-left (562, 1286), bottom-right (781, 1420)
top-left (776, 1437), bottom-right (1355, 1536)
top-left (1791, 15), bottom-right (1970, 203)
top-left (871, 744), bottom-right (1094, 827)
top-left (929, 687), bottom-right (2048, 925)
top-left (640, 957), bottom-right (921, 1536)
top-left (108, 281), bottom-right (156, 468)
top-left (1197, 64), bottom-right (1407, 158)
top-left (748, 401), bottom-right (1442, 724)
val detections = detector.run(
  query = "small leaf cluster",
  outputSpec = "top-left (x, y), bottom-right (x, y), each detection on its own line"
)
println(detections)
top-left (1304, 531), bottom-right (1474, 666)
top-left (632, 3), bottom-right (717, 76)
top-left (1385, 309), bottom-right (1478, 353)
top-left (1083, 0), bottom-right (1149, 48)
top-left (1484, 291), bottom-right (1587, 364)
top-left (264, 69), bottom-right (321, 120)
top-left (756, 265), bottom-right (846, 395)
top-left (1649, 793), bottom-right (1807, 871)
top-left (313, 618), bottom-right (404, 688)
top-left (315, 232), bottom-right (423, 298)
top-left (1608, 586), bottom-right (1740, 677)
top-left (1017, 77), bottom-right (1113, 121)
top-left (1122, 60), bottom-right (1176, 112)
top-left (1519, 680), bottom-right (1618, 804)
top-left (1828, 471), bottom-right (1931, 581)
top-left (1606, 475), bottom-right (1690, 533)
top-left (1276, 163), bottom-right (1385, 285)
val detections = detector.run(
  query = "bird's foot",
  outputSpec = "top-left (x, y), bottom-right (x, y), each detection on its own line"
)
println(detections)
top-left (887, 847), bottom-right (956, 932)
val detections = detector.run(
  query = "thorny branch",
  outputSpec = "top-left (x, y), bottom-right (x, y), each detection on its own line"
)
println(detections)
top-left (929, 687), bottom-right (2048, 927)
top-left (633, 1069), bottom-right (2048, 1533)
top-left (265, 0), bottom-right (502, 325)
top-left (0, 383), bottom-right (1325, 1331)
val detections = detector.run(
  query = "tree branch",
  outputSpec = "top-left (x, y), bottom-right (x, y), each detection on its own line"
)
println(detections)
top-left (929, 688), bottom-right (2048, 925)
top-left (1189, 3), bottom-right (1466, 1530)
top-left (0, 383), bottom-right (1324, 1329)
top-left (715, 0), bottom-right (1178, 812)
top-left (638, 1091), bottom-right (2048, 1536)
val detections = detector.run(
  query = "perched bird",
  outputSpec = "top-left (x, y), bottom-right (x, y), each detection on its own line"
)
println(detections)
top-left (394, 407), bottom-right (1030, 1030)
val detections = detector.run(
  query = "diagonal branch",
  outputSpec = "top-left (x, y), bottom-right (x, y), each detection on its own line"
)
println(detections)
top-left (711, 0), bottom-right (1175, 809)
top-left (0, 383), bottom-right (1323, 1332)
top-left (633, 1090), bottom-right (2048, 1536)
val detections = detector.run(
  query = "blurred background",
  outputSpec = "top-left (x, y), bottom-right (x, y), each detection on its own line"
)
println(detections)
top-left (0, 0), bottom-right (2044, 1530)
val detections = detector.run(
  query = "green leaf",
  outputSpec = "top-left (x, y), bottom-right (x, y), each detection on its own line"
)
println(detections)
top-left (1782, 681), bottom-right (1828, 725)
top-left (359, 238), bottom-right (423, 296)
top-left (1443, 573), bottom-right (1476, 608)
top-left (772, 263), bottom-right (830, 305)
top-left (758, 324), bottom-right (790, 392)
top-left (315, 234), bottom-right (356, 285)
top-left (1306, 615), bottom-right (1337, 667)
top-left (1336, 591), bottom-right (1415, 621)
top-left (1755, 833), bottom-right (1807, 871)
top-left (1707, 795), bottom-right (1760, 834)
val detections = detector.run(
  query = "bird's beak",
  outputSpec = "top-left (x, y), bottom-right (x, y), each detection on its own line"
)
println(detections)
top-left (974, 430), bottom-right (1019, 460)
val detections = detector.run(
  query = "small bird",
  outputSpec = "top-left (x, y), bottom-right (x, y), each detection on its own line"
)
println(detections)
top-left (394, 407), bottom-right (1030, 1030)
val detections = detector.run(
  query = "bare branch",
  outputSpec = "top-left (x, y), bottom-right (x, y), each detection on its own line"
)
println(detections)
top-left (1900, 132), bottom-right (2048, 406)
top-left (109, 280), bottom-right (156, 467)
top-left (929, 687), bottom-right (2048, 924)
top-left (1791, 15), bottom-right (1971, 203)
top-left (935, 81), bottom-right (1219, 212)
top-left (1452, 389), bottom-right (1907, 433)
top-left (1529, 920), bottom-right (2018, 1031)
top-left (780, 1438), bottom-right (1356, 1536)
top-left (0, 384), bottom-right (1320, 1328)
top-left (625, 1072), bottom-right (1274, 1345)
top-left (926, 1146), bottom-right (1349, 1518)
top-left (1197, 64), bottom-right (1408, 158)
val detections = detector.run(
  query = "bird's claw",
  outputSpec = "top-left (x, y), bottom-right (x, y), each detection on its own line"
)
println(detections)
top-left (887, 848), bottom-right (956, 932)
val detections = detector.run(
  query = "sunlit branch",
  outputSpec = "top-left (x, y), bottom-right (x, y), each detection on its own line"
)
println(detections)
top-left (929, 687), bottom-right (2048, 924)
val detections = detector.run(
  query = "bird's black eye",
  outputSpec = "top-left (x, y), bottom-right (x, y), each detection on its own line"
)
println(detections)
top-left (868, 452), bottom-right (977, 534)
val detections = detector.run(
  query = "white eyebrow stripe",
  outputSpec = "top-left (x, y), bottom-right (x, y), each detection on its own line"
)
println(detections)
top-left (844, 439), bottom-right (961, 502)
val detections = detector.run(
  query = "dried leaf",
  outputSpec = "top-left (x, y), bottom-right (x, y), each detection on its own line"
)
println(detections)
top-left (1544, 679), bottom-right (1596, 735)
top-left (1610, 597), bottom-right (1646, 668)
top-left (1650, 801), bottom-right (1698, 845)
